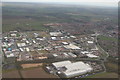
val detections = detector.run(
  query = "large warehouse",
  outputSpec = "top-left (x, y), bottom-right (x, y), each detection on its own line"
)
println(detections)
top-left (52, 60), bottom-right (72, 70)
top-left (51, 60), bottom-right (93, 78)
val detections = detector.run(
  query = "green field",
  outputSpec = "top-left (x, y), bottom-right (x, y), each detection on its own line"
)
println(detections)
top-left (105, 62), bottom-right (118, 73)
top-left (2, 2), bottom-right (117, 32)
top-left (98, 35), bottom-right (118, 42)
top-left (2, 68), bottom-right (17, 73)
top-left (85, 72), bottom-right (118, 78)
top-left (97, 35), bottom-right (118, 57)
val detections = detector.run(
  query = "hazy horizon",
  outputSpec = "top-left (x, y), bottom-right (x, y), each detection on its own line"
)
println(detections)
top-left (2, 0), bottom-right (119, 7)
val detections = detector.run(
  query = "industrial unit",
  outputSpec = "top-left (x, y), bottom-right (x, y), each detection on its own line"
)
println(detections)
top-left (51, 60), bottom-right (93, 78)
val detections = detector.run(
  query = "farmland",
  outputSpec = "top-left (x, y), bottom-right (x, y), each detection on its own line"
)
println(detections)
top-left (3, 67), bottom-right (58, 78)
top-left (85, 72), bottom-right (118, 78)
top-left (2, 2), bottom-right (117, 33)
top-left (2, 70), bottom-right (21, 78)
top-left (97, 35), bottom-right (118, 57)
top-left (20, 67), bottom-right (58, 78)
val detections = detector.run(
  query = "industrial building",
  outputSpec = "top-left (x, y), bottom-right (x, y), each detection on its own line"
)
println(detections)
top-left (52, 61), bottom-right (71, 70)
top-left (17, 43), bottom-right (26, 47)
top-left (86, 54), bottom-right (99, 58)
top-left (87, 41), bottom-right (94, 44)
top-left (64, 44), bottom-right (80, 50)
top-left (51, 60), bottom-right (93, 78)
top-left (50, 32), bottom-right (62, 36)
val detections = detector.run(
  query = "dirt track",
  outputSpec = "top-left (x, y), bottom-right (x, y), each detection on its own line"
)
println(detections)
top-left (21, 63), bottom-right (43, 69)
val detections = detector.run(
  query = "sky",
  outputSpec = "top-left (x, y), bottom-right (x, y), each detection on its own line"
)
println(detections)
top-left (2, 0), bottom-right (119, 7)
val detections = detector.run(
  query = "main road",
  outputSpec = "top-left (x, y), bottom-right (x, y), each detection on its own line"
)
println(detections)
top-left (17, 57), bottom-right (102, 64)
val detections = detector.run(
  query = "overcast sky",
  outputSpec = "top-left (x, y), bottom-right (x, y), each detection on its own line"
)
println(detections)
top-left (2, 0), bottom-right (119, 7)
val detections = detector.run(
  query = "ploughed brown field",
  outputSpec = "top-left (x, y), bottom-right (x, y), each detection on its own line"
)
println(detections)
top-left (3, 67), bottom-right (58, 78)
top-left (2, 70), bottom-right (21, 78)
top-left (21, 67), bottom-right (58, 78)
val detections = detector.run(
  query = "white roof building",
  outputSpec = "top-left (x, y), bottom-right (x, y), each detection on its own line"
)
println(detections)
top-left (52, 61), bottom-right (93, 78)
top-left (26, 41), bottom-right (29, 44)
top-left (52, 60), bottom-right (72, 68)
top-left (8, 43), bottom-right (13, 47)
top-left (63, 62), bottom-right (93, 78)
top-left (11, 33), bottom-right (17, 37)
top-left (22, 38), bottom-right (27, 41)
top-left (17, 43), bottom-right (26, 47)
top-left (62, 42), bottom-right (69, 45)
top-left (53, 54), bottom-right (58, 57)
top-left (51, 37), bottom-right (57, 40)
top-left (86, 54), bottom-right (99, 58)
top-left (34, 33), bottom-right (38, 37)
top-left (2, 43), bottom-right (8, 47)
top-left (6, 53), bottom-right (14, 58)
top-left (36, 38), bottom-right (44, 41)
top-left (81, 51), bottom-right (89, 54)
top-left (50, 32), bottom-right (62, 36)
top-left (26, 48), bottom-right (30, 52)
top-left (33, 40), bottom-right (36, 43)
top-left (70, 35), bottom-right (76, 38)
top-left (19, 48), bottom-right (24, 52)
top-left (63, 53), bottom-right (69, 57)
top-left (64, 44), bottom-right (80, 50)
top-left (68, 53), bottom-right (77, 58)
top-left (87, 41), bottom-right (94, 44)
